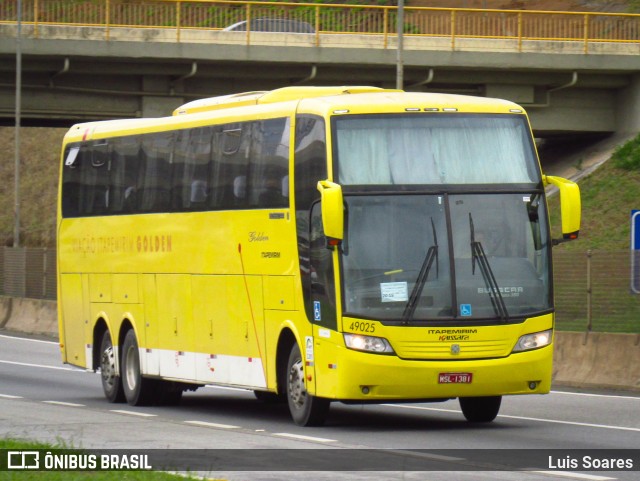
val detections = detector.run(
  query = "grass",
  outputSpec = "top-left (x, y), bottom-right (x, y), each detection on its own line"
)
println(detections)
top-left (0, 438), bottom-right (209, 480)
top-left (549, 137), bottom-right (640, 251)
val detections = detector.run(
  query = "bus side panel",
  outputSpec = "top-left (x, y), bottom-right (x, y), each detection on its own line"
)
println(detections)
top-left (191, 275), bottom-right (267, 388)
top-left (141, 274), bottom-right (159, 376)
top-left (155, 274), bottom-right (196, 380)
top-left (59, 274), bottom-right (88, 368)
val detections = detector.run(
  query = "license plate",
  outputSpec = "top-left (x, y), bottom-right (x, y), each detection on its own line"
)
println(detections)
top-left (438, 373), bottom-right (473, 384)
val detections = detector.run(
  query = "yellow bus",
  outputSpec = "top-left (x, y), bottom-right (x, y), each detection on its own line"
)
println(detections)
top-left (57, 86), bottom-right (580, 426)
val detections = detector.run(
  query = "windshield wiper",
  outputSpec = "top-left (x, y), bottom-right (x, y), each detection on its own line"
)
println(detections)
top-left (402, 218), bottom-right (439, 323)
top-left (469, 213), bottom-right (509, 322)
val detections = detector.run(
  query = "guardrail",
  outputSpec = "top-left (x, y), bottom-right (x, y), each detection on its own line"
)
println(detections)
top-left (1, 0), bottom-right (640, 52)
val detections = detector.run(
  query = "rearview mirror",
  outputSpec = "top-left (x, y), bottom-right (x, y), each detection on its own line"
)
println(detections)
top-left (316, 180), bottom-right (344, 245)
top-left (543, 175), bottom-right (581, 244)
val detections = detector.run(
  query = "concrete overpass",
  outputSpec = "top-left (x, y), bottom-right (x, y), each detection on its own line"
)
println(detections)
top-left (1, 5), bottom-right (640, 138)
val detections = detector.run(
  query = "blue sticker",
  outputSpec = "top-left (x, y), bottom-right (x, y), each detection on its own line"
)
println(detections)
top-left (313, 301), bottom-right (322, 321)
top-left (460, 304), bottom-right (472, 317)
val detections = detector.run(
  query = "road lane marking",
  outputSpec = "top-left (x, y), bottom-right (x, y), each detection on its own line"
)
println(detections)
top-left (274, 433), bottom-right (337, 443)
top-left (0, 394), bottom-right (23, 399)
top-left (43, 400), bottom-right (86, 407)
top-left (392, 449), bottom-right (464, 462)
top-left (184, 420), bottom-right (240, 429)
top-left (552, 390), bottom-right (639, 401)
top-left (497, 413), bottom-right (640, 432)
top-left (382, 404), bottom-right (640, 433)
top-left (0, 359), bottom-right (80, 371)
top-left (0, 334), bottom-right (58, 345)
top-left (109, 410), bottom-right (157, 417)
top-left (529, 471), bottom-right (616, 481)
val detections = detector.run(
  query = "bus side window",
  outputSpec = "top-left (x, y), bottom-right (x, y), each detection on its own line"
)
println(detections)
top-left (309, 202), bottom-right (337, 330)
top-left (61, 145), bottom-right (82, 217)
top-left (173, 127), bottom-right (212, 211)
top-left (139, 132), bottom-right (174, 213)
top-left (215, 123), bottom-right (250, 209)
top-left (249, 118), bottom-right (290, 208)
top-left (109, 136), bottom-right (141, 214)
top-left (79, 142), bottom-right (110, 216)
top-left (293, 115), bottom-right (328, 324)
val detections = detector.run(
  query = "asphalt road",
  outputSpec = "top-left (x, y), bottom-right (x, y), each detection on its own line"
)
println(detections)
top-left (0, 331), bottom-right (639, 481)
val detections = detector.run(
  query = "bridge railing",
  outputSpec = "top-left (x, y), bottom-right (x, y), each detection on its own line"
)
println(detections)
top-left (1, 0), bottom-right (640, 52)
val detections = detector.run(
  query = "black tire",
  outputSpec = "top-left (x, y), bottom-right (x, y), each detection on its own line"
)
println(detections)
top-left (459, 396), bottom-right (502, 423)
top-left (99, 330), bottom-right (125, 403)
top-left (121, 329), bottom-right (157, 406)
top-left (286, 343), bottom-right (330, 426)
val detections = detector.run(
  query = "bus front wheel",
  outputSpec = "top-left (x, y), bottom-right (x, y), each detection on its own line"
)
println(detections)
top-left (99, 330), bottom-right (125, 403)
top-left (459, 396), bottom-right (502, 423)
top-left (121, 329), bottom-right (157, 406)
top-left (286, 343), bottom-right (330, 426)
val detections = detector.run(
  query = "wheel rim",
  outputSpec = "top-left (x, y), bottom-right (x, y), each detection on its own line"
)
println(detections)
top-left (101, 344), bottom-right (117, 390)
top-left (124, 344), bottom-right (138, 392)
top-left (288, 358), bottom-right (306, 409)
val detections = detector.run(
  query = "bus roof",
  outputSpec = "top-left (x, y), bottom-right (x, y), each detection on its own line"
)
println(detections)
top-left (64, 87), bottom-right (525, 143)
top-left (172, 86), bottom-right (392, 116)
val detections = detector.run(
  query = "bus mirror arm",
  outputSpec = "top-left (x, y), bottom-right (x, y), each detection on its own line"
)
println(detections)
top-left (317, 180), bottom-right (344, 246)
top-left (543, 175), bottom-right (581, 244)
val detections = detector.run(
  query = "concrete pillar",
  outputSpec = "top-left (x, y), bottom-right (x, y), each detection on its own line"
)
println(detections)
top-left (616, 73), bottom-right (640, 135)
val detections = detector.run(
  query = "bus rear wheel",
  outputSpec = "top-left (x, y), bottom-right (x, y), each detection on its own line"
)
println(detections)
top-left (286, 343), bottom-right (330, 426)
top-left (99, 330), bottom-right (125, 403)
top-left (459, 396), bottom-right (502, 423)
top-left (121, 329), bottom-right (157, 406)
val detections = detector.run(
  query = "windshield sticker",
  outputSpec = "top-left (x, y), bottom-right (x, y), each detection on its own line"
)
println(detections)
top-left (313, 301), bottom-right (321, 321)
top-left (380, 282), bottom-right (409, 303)
top-left (523, 196), bottom-right (531, 202)
top-left (460, 304), bottom-right (472, 316)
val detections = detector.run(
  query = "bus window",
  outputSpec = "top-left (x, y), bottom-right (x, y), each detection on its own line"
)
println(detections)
top-left (139, 132), bottom-right (174, 213)
top-left (334, 114), bottom-right (538, 185)
top-left (79, 142), bottom-right (110, 216)
top-left (249, 118), bottom-right (290, 208)
top-left (294, 115), bottom-right (327, 322)
top-left (173, 127), bottom-right (213, 211)
top-left (109, 136), bottom-right (141, 214)
top-left (213, 123), bottom-right (251, 209)
top-left (309, 202), bottom-right (337, 330)
top-left (61, 145), bottom-right (82, 217)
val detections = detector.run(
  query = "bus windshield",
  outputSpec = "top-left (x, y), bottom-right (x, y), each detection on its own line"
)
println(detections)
top-left (334, 114), bottom-right (539, 185)
top-left (334, 114), bottom-right (550, 323)
top-left (341, 193), bottom-right (550, 322)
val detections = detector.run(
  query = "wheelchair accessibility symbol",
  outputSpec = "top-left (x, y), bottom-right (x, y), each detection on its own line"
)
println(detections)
top-left (313, 301), bottom-right (321, 321)
top-left (460, 304), bottom-right (472, 317)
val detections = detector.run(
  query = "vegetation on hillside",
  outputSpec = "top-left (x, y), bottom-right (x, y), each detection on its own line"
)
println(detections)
top-left (0, 127), bottom-right (64, 247)
top-left (549, 133), bottom-right (640, 252)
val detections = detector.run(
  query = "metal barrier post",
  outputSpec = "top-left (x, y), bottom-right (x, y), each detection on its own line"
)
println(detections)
top-left (584, 14), bottom-right (589, 54)
top-left (33, 0), bottom-right (38, 38)
top-left (585, 249), bottom-right (593, 343)
top-left (106, 0), bottom-right (110, 41)
top-left (176, 1), bottom-right (181, 43)
top-left (517, 11), bottom-right (522, 52)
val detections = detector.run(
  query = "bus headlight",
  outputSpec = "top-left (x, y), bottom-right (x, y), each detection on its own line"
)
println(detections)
top-left (512, 329), bottom-right (552, 353)
top-left (344, 333), bottom-right (394, 354)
